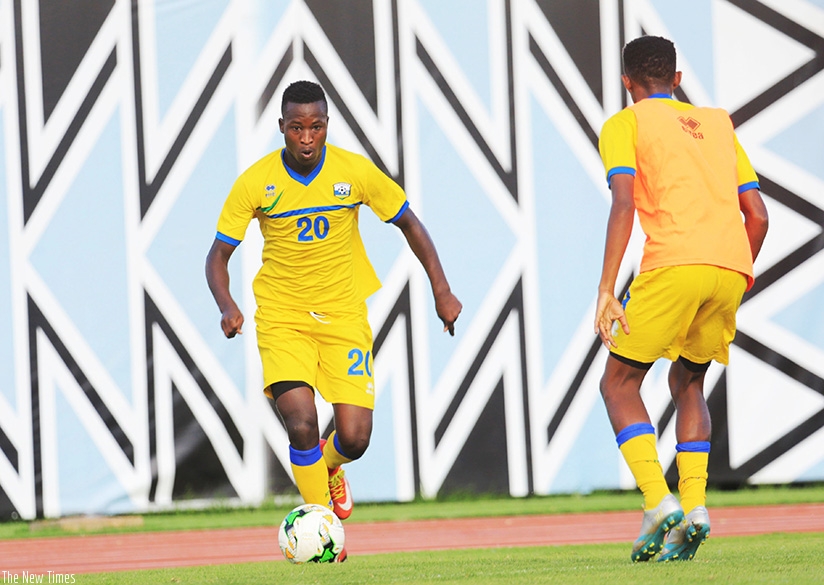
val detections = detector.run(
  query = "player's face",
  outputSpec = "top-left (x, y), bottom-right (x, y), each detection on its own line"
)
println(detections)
top-left (279, 101), bottom-right (329, 175)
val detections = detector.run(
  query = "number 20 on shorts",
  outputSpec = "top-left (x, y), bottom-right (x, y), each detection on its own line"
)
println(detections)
top-left (347, 349), bottom-right (372, 376)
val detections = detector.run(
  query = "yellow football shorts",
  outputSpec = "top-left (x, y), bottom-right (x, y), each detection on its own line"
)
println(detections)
top-left (613, 265), bottom-right (747, 366)
top-left (255, 303), bottom-right (375, 409)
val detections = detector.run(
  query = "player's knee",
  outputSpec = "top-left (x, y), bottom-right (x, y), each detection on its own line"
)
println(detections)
top-left (337, 434), bottom-right (370, 460)
top-left (285, 419), bottom-right (320, 449)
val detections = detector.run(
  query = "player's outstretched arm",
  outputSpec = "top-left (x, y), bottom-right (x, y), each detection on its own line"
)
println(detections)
top-left (739, 188), bottom-right (769, 262)
top-left (393, 207), bottom-right (462, 335)
top-left (595, 173), bottom-right (635, 348)
top-left (205, 238), bottom-right (244, 338)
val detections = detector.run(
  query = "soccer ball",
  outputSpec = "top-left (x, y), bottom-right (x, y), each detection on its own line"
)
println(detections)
top-left (278, 503), bottom-right (346, 563)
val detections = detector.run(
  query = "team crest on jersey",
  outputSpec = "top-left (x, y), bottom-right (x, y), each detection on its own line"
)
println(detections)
top-left (333, 182), bottom-right (352, 199)
top-left (265, 184), bottom-right (277, 197)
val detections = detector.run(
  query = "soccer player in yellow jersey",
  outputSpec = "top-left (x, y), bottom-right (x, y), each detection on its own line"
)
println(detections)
top-left (594, 36), bottom-right (768, 562)
top-left (205, 81), bottom-right (462, 549)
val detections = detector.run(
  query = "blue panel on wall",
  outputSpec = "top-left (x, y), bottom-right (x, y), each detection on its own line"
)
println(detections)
top-left (55, 390), bottom-right (131, 515)
top-left (548, 397), bottom-right (618, 494)
top-left (248, 0), bottom-right (291, 57)
top-left (419, 0), bottom-right (492, 110)
top-left (772, 278), bottom-right (824, 351)
top-left (30, 111), bottom-right (132, 396)
top-left (155, 0), bottom-right (230, 120)
top-left (798, 449), bottom-right (824, 482)
top-left (765, 103), bottom-right (824, 182)
top-left (417, 99), bottom-right (515, 386)
top-left (531, 96), bottom-right (607, 380)
top-left (0, 113), bottom-right (13, 405)
top-left (649, 0), bottom-right (715, 102)
top-left (147, 112), bottom-right (244, 392)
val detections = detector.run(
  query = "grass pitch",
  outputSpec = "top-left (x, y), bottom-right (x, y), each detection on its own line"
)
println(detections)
top-left (80, 532), bottom-right (824, 585)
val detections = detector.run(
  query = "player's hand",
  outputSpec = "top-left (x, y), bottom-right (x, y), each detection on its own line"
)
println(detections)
top-left (220, 306), bottom-right (244, 339)
top-left (594, 290), bottom-right (629, 349)
top-left (436, 292), bottom-right (462, 336)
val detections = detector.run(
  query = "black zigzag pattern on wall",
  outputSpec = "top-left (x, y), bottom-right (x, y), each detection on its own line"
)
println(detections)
top-left (415, 0), bottom-right (519, 199)
top-left (14, 0), bottom-right (117, 223)
top-left (306, 45), bottom-right (393, 178)
top-left (535, 0), bottom-right (603, 105)
top-left (305, 0), bottom-right (379, 113)
top-left (0, 422), bottom-right (18, 474)
top-left (434, 280), bottom-right (533, 495)
top-left (529, 34), bottom-right (599, 148)
top-left (39, 0), bottom-right (115, 120)
top-left (28, 295), bottom-right (135, 518)
top-left (144, 292), bottom-right (242, 503)
top-left (0, 428), bottom-right (17, 478)
top-left (300, 0), bottom-right (405, 182)
top-left (130, 0), bottom-right (233, 218)
top-left (745, 175), bottom-right (824, 300)
top-left (441, 377), bottom-right (510, 495)
top-left (727, 0), bottom-right (824, 128)
top-left (0, 486), bottom-right (17, 522)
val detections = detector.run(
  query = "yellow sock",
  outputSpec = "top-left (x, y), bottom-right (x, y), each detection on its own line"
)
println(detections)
top-left (289, 445), bottom-right (332, 509)
top-left (618, 432), bottom-right (670, 510)
top-left (322, 431), bottom-right (353, 470)
top-left (677, 450), bottom-right (709, 514)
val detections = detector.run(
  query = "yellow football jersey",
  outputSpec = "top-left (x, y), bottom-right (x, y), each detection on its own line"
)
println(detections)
top-left (216, 144), bottom-right (408, 311)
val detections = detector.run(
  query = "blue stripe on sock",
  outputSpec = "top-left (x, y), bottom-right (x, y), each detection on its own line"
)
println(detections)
top-left (676, 441), bottom-right (711, 453)
top-left (615, 422), bottom-right (656, 446)
top-left (332, 433), bottom-right (346, 458)
top-left (289, 444), bottom-right (323, 466)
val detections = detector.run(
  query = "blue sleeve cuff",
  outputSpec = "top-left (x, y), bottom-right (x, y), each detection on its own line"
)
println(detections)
top-left (738, 181), bottom-right (760, 194)
top-left (216, 232), bottom-right (241, 246)
top-left (386, 200), bottom-right (409, 223)
top-left (606, 167), bottom-right (636, 185)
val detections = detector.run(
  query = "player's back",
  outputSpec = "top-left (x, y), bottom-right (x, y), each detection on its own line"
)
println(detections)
top-left (629, 98), bottom-right (753, 283)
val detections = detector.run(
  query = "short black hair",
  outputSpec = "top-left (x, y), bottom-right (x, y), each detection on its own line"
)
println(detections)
top-left (281, 80), bottom-right (327, 114)
top-left (622, 36), bottom-right (676, 87)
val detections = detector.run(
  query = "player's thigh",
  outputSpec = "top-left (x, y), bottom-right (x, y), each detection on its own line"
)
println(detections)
top-left (256, 307), bottom-right (319, 394)
top-left (681, 268), bottom-right (747, 365)
top-left (614, 267), bottom-right (701, 363)
top-left (315, 310), bottom-right (375, 410)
